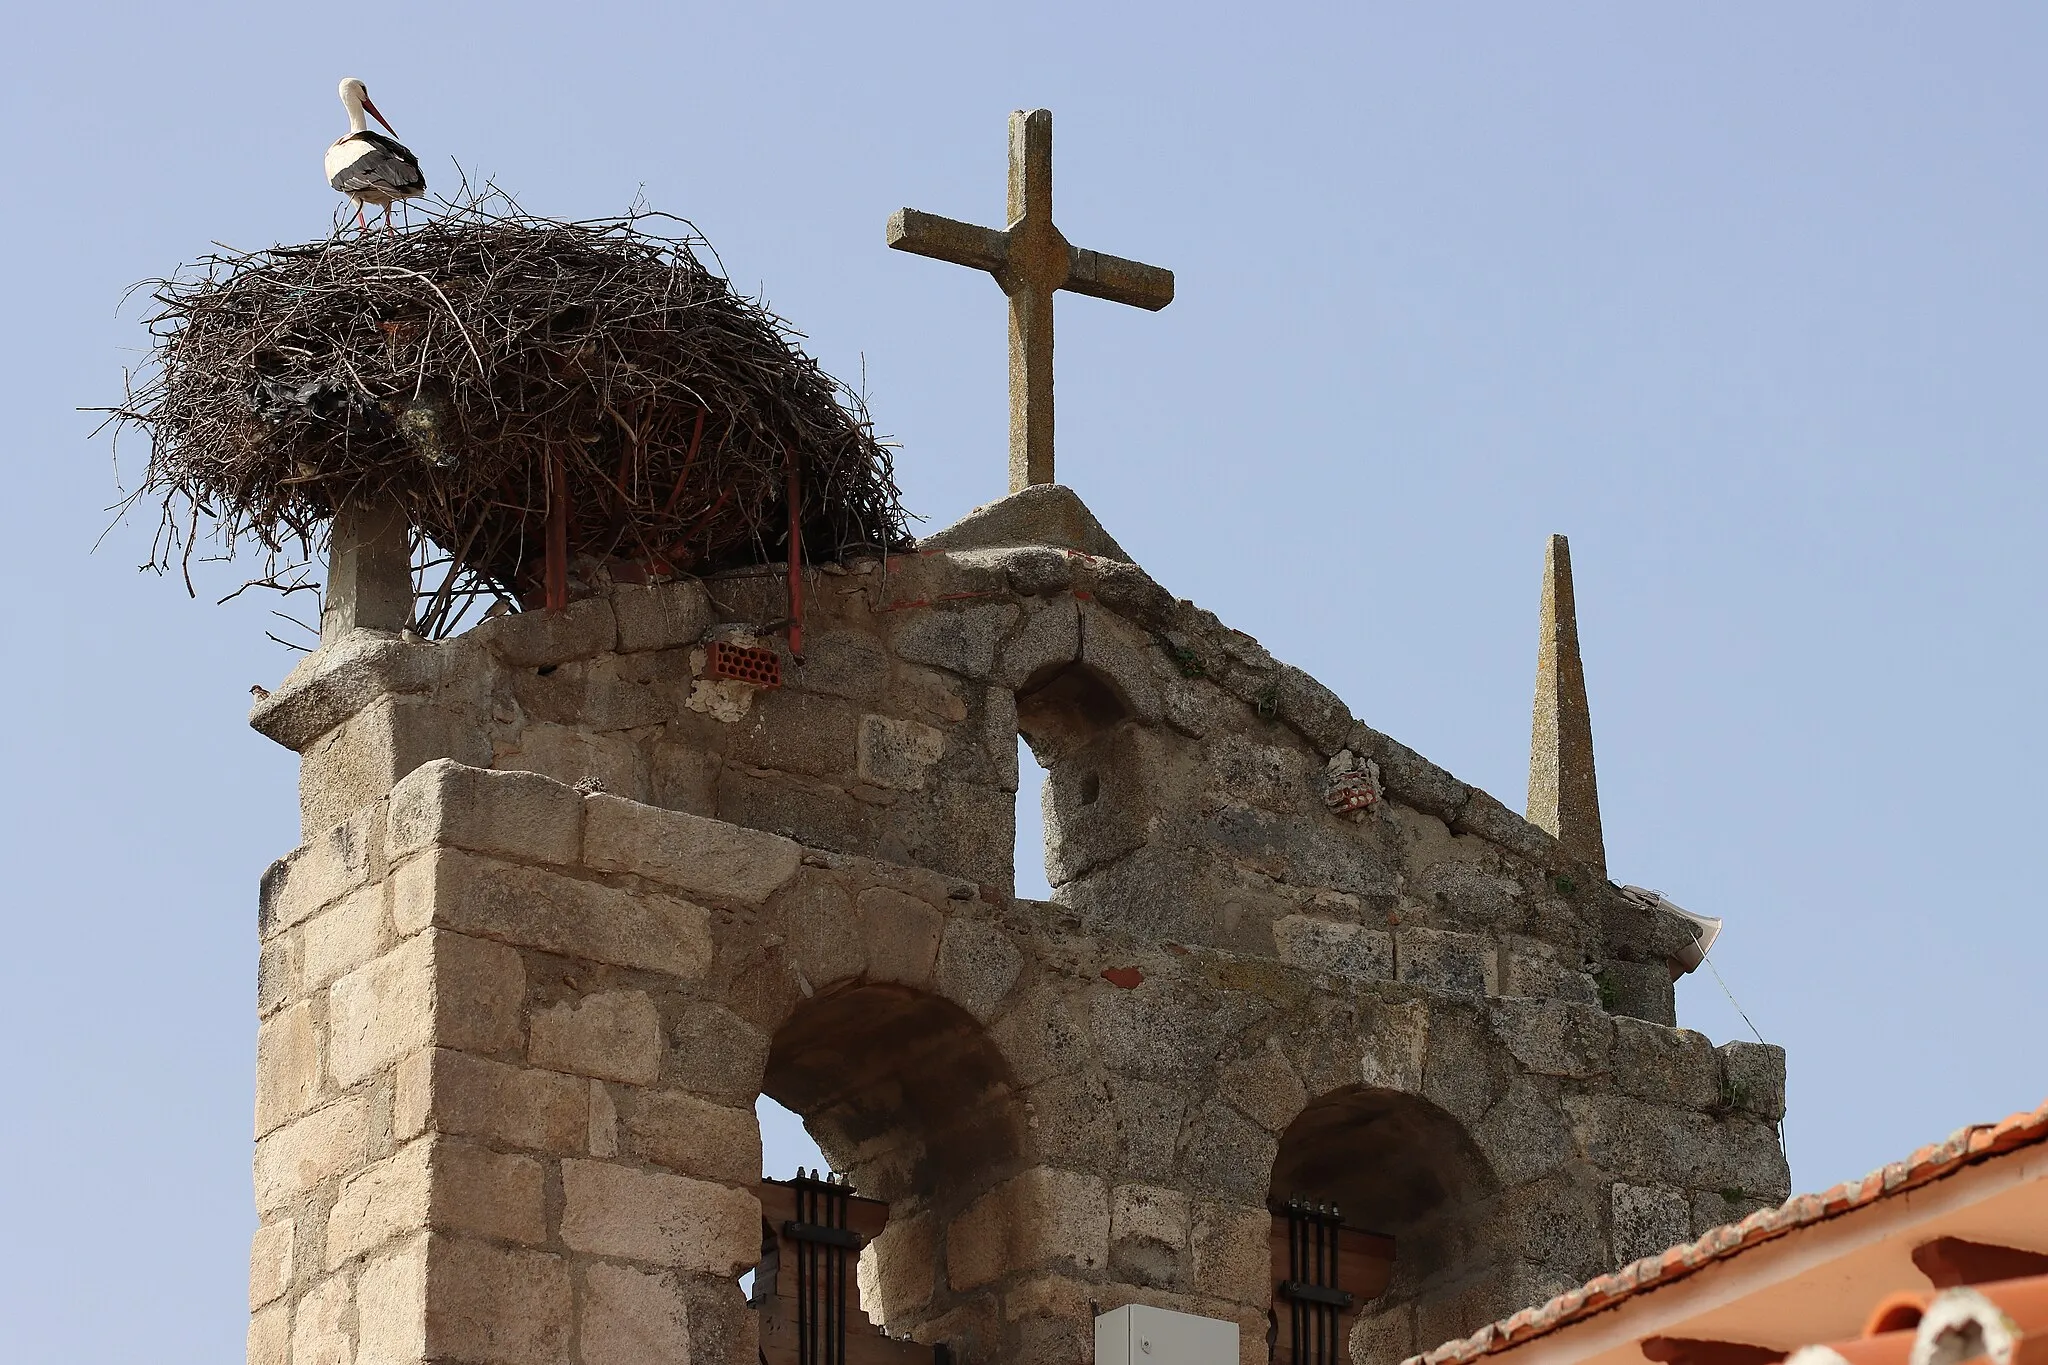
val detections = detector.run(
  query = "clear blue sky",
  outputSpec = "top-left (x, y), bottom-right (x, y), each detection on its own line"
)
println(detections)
top-left (4, 4), bottom-right (2044, 1359)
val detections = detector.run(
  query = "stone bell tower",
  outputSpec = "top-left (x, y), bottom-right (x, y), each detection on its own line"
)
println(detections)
top-left (241, 478), bottom-right (1788, 1365)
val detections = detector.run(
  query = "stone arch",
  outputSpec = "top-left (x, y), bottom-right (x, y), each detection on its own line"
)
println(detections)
top-left (1269, 1087), bottom-right (1500, 1328)
top-left (759, 981), bottom-right (1030, 1342)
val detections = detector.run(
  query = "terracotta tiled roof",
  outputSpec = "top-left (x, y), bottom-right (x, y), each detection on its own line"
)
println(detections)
top-left (1406, 1098), bottom-right (2048, 1365)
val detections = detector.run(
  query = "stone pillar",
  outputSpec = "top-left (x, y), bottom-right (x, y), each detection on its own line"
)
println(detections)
top-left (321, 496), bottom-right (413, 641)
top-left (247, 761), bottom-right (766, 1365)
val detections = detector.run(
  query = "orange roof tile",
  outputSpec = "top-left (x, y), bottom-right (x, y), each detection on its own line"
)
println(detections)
top-left (1407, 1098), bottom-right (2048, 1365)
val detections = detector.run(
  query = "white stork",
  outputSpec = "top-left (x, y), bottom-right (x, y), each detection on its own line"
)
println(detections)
top-left (327, 77), bottom-right (425, 233)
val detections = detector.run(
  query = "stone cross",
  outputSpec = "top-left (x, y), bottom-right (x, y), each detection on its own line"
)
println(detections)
top-left (887, 108), bottom-right (1174, 493)
top-left (1527, 534), bottom-right (1607, 871)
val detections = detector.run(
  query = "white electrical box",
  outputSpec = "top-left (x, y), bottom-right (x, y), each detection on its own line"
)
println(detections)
top-left (1094, 1303), bottom-right (1239, 1364)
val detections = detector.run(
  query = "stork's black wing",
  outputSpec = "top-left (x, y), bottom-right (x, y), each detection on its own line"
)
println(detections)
top-left (329, 131), bottom-right (426, 196)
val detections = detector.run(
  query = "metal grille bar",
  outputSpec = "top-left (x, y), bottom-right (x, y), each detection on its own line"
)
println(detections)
top-left (786, 1170), bottom-right (852, 1365)
top-left (1279, 1200), bottom-right (1353, 1365)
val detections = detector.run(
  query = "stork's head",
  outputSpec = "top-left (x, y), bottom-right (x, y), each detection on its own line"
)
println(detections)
top-left (337, 77), bottom-right (399, 136)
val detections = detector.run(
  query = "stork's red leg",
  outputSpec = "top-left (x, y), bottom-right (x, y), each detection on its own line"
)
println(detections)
top-left (356, 204), bottom-right (367, 233)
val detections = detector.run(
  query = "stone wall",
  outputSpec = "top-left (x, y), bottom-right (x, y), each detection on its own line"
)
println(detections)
top-left (245, 495), bottom-right (1789, 1365)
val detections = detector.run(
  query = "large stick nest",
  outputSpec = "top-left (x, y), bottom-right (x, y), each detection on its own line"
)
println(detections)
top-left (111, 201), bottom-right (910, 637)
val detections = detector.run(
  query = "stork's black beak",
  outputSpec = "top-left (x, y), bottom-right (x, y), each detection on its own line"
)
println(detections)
top-left (362, 98), bottom-right (399, 137)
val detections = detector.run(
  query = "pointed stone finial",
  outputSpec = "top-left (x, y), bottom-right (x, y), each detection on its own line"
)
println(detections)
top-left (1527, 534), bottom-right (1606, 872)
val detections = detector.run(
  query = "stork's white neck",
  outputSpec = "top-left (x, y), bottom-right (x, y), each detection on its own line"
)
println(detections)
top-left (343, 88), bottom-right (369, 135)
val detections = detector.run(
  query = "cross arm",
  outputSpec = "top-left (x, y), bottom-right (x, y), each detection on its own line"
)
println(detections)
top-left (1063, 245), bottom-right (1174, 311)
top-left (886, 208), bottom-right (1009, 275)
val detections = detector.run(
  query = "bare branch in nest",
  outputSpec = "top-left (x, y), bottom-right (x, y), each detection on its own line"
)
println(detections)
top-left (108, 187), bottom-right (911, 638)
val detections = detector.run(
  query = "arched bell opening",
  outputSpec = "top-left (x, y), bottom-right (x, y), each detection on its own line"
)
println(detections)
top-left (1016, 662), bottom-right (1148, 896)
top-left (754, 984), bottom-right (1027, 1360)
top-left (1266, 1087), bottom-right (1499, 1365)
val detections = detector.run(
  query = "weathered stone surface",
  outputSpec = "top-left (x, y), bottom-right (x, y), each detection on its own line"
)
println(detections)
top-left (947, 1167), bottom-right (1110, 1289)
top-left (498, 722), bottom-right (645, 800)
top-left (918, 483), bottom-right (1131, 560)
top-left (588, 1079), bottom-right (619, 1158)
top-left (1611, 1181), bottom-right (1691, 1266)
top-left (1611, 1017), bottom-right (1721, 1110)
top-left (779, 872), bottom-right (866, 992)
top-left (424, 1234), bottom-right (572, 1365)
top-left (469, 595), bottom-right (617, 668)
top-left (664, 1002), bottom-right (771, 1105)
top-left (618, 1090), bottom-right (761, 1185)
top-left (1178, 1100), bottom-right (1279, 1203)
top-left (529, 991), bottom-right (663, 1086)
top-left (1719, 1119), bottom-right (1794, 1203)
top-left (934, 918), bottom-right (1025, 1021)
top-left (1356, 998), bottom-right (1430, 1093)
top-left (328, 930), bottom-right (525, 1087)
top-left (1351, 726), bottom-right (1470, 824)
top-left (1563, 1094), bottom-right (1785, 1201)
top-left (1398, 926), bottom-right (1496, 998)
top-left (1271, 665), bottom-right (1354, 754)
top-left (395, 1048), bottom-right (586, 1155)
top-left (1475, 1076), bottom-right (1575, 1187)
top-left (1273, 916), bottom-right (1394, 984)
top-left (249, 1219), bottom-right (294, 1310)
top-left (301, 695), bottom-right (492, 838)
top-left (1717, 1040), bottom-right (1788, 1121)
top-left (1599, 958), bottom-right (1677, 1027)
top-left (394, 848), bottom-right (711, 978)
top-left (261, 801), bottom-right (385, 936)
top-left (247, 1300), bottom-right (289, 1365)
top-left (1352, 1304), bottom-right (1418, 1365)
top-left (1499, 940), bottom-right (1599, 1005)
top-left (355, 1232), bottom-right (428, 1364)
top-left (1092, 979), bottom-right (1231, 1086)
top-left (257, 932), bottom-right (301, 1018)
top-left (327, 1136), bottom-right (432, 1266)
top-left (388, 760), bottom-right (584, 865)
top-left (293, 1271), bottom-right (353, 1365)
top-left (795, 629), bottom-right (890, 703)
top-left (327, 1137), bottom-right (548, 1267)
top-left (1191, 1201), bottom-right (1271, 1304)
top-left (253, 1097), bottom-right (373, 1214)
top-left (1421, 1005), bottom-right (1511, 1131)
top-left (996, 545), bottom-right (1075, 596)
top-left (1218, 1043), bottom-right (1308, 1134)
top-left (581, 1262), bottom-right (693, 1365)
top-left (856, 886), bottom-right (944, 986)
top-left (1453, 788), bottom-right (1564, 872)
top-left (583, 794), bottom-right (800, 904)
top-left (888, 603), bottom-right (1019, 680)
top-left (255, 1000), bottom-right (320, 1137)
top-left (1488, 998), bottom-right (1614, 1080)
top-left (251, 630), bottom-right (454, 753)
top-left (722, 692), bottom-right (862, 779)
top-left (859, 1210), bottom-right (936, 1322)
top-left (613, 581), bottom-right (714, 653)
top-left (1090, 561), bottom-right (1176, 628)
top-left (856, 713), bottom-right (949, 790)
top-left (559, 1159), bottom-right (759, 1275)
top-left (1107, 1077), bottom-right (1188, 1178)
top-left (303, 884), bottom-right (391, 990)
top-left (1109, 1183), bottom-right (1191, 1289)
